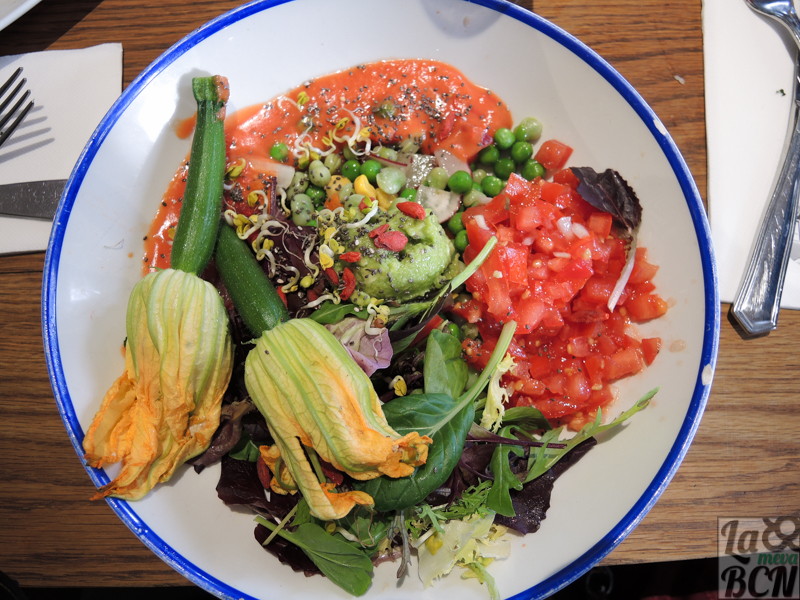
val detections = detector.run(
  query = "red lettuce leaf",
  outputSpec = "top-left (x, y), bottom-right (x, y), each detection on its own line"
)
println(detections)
top-left (494, 438), bottom-right (596, 534)
top-left (571, 167), bottom-right (642, 234)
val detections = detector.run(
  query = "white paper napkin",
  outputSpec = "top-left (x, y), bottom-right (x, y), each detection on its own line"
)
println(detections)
top-left (0, 43), bottom-right (122, 254)
top-left (704, 0), bottom-right (800, 309)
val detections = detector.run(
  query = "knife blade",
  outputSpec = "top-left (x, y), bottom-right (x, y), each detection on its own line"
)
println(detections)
top-left (0, 179), bottom-right (67, 220)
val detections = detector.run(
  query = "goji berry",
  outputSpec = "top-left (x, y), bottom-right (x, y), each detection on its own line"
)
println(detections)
top-left (256, 456), bottom-right (272, 490)
top-left (341, 267), bottom-right (356, 300)
top-left (339, 251), bottom-right (362, 262)
top-left (397, 201), bottom-right (426, 220)
top-left (324, 267), bottom-right (339, 286)
top-left (368, 223), bottom-right (390, 238)
top-left (374, 230), bottom-right (408, 252)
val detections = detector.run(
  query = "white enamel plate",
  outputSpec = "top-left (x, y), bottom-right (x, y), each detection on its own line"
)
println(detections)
top-left (42, 1), bottom-right (719, 598)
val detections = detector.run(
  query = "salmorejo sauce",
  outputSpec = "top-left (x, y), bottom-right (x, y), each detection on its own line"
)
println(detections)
top-left (143, 59), bottom-right (512, 271)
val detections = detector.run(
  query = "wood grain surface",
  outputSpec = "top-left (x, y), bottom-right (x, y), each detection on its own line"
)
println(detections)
top-left (0, 0), bottom-right (798, 590)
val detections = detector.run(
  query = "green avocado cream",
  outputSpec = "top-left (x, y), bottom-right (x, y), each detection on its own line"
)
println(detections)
top-left (335, 207), bottom-right (459, 302)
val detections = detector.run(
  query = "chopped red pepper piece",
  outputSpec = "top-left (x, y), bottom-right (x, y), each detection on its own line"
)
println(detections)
top-left (397, 201), bottom-right (426, 220)
top-left (339, 251), bottom-right (362, 262)
top-left (368, 223), bottom-right (390, 238)
top-left (373, 230), bottom-right (408, 252)
top-left (341, 267), bottom-right (356, 300)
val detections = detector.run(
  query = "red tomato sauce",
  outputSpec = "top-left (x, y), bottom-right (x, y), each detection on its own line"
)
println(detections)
top-left (451, 171), bottom-right (667, 429)
top-left (143, 60), bottom-right (512, 272)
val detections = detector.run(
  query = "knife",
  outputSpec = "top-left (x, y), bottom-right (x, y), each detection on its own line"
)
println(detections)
top-left (0, 179), bottom-right (67, 220)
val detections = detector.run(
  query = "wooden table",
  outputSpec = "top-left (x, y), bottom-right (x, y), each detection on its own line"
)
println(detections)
top-left (1, 0), bottom-right (798, 590)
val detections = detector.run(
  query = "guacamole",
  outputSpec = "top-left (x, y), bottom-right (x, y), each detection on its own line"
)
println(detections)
top-left (335, 207), bottom-right (459, 302)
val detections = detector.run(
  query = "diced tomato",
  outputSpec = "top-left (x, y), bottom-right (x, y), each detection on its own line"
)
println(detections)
top-left (587, 212), bottom-right (613, 238)
top-left (553, 168), bottom-right (580, 189)
top-left (540, 181), bottom-right (572, 205)
top-left (452, 297), bottom-right (484, 323)
top-left (515, 296), bottom-right (546, 331)
top-left (641, 337), bottom-right (661, 366)
top-left (504, 172), bottom-right (540, 206)
top-left (453, 163), bottom-right (665, 428)
top-left (605, 347), bottom-right (645, 380)
top-left (624, 293), bottom-right (669, 321)
top-left (411, 315), bottom-right (443, 347)
top-left (629, 248), bottom-right (659, 284)
top-left (535, 139), bottom-right (573, 170)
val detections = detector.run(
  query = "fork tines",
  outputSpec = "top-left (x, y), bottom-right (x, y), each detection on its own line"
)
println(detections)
top-left (0, 67), bottom-right (35, 148)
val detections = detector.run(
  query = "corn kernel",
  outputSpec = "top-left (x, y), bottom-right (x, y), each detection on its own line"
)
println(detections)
top-left (354, 174), bottom-right (376, 198)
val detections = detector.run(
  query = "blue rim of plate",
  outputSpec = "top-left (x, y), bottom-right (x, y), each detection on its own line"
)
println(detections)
top-left (42, 0), bottom-right (720, 598)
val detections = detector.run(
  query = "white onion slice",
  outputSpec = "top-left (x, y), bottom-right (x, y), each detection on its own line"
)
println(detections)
top-left (608, 239), bottom-right (637, 312)
top-left (434, 149), bottom-right (471, 176)
top-left (571, 223), bottom-right (590, 239)
top-left (246, 157), bottom-right (295, 189)
top-left (416, 185), bottom-right (461, 223)
top-left (473, 214), bottom-right (489, 230)
top-left (556, 216), bottom-right (573, 238)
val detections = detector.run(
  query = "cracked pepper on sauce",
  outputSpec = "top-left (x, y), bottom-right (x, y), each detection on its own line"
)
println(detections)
top-left (142, 59), bottom-right (512, 271)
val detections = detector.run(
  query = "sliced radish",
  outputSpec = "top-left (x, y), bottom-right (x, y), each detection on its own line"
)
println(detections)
top-left (406, 154), bottom-right (437, 189)
top-left (416, 185), bottom-right (461, 223)
top-left (434, 149), bottom-right (471, 177)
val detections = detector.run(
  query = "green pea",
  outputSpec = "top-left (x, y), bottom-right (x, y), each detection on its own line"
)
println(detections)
top-left (447, 170), bottom-right (473, 195)
top-left (462, 188), bottom-right (485, 208)
top-left (521, 159), bottom-right (545, 181)
top-left (342, 145), bottom-right (358, 161)
top-left (515, 117), bottom-right (543, 142)
top-left (342, 159), bottom-right (361, 181)
top-left (338, 182), bottom-right (354, 200)
top-left (286, 171), bottom-right (309, 200)
top-left (270, 142), bottom-right (289, 163)
top-left (447, 211), bottom-right (466, 235)
top-left (377, 146), bottom-right (398, 161)
top-left (494, 127), bottom-right (515, 150)
top-left (360, 159), bottom-right (382, 184)
top-left (462, 323), bottom-right (479, 340)
top-left (478, 144), bottom-right (500, 164)
top-left (472, 169), bottom-right (487, 185)
top-left (454, 229), bottom-right (469, 253)
top-left (324, 153), bottom-right (343, 174)
top-left (309, 160), bottom-right (332, 187)
top-left (400, 188), bottom-right (418, 201)
top-left (494, 157), bottom-right (515, 180)
top-left (445, 322), bottom-right (463, 340)
top-left (306, 185), bottom-right (326, 205)
top-left (424, 167), bottom-right (449, 190)
top-left (481, 175), bottom-right (503, 197)
top-left (290, 194), bottom-right (314, 226)
top-left (511, 141), bottom-right (533, 164)
top-left (376, 166), bottom-right (407, 195)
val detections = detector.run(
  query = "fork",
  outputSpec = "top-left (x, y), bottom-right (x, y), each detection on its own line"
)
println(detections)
top-left (0, 67), bottom-right (34, 148)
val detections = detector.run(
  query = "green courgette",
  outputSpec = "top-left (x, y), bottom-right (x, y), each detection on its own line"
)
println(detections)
top-left (171, 75), bottom-right (230, 275)
top-left (215, 224), bottom-right (290, 336)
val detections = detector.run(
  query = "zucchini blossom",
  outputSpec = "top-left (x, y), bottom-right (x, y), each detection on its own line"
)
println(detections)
top-left (83, 269), bottom-right (233, 500)
top-left (83, 76), bottom-right (232, 501)
top-left (245, 319), bottom-right (431, 521)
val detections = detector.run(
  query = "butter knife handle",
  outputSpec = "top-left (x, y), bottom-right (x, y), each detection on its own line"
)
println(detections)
top-left (732, 95), bottom-right (800, 335)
